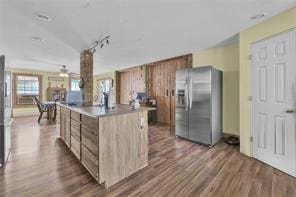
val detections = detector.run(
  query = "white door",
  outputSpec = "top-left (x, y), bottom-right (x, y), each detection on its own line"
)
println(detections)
top-left (252, 30), bottom-right (296, 176)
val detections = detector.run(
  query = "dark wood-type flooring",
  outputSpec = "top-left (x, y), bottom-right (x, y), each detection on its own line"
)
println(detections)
top-left (0, 116), bottom-right (296, 197)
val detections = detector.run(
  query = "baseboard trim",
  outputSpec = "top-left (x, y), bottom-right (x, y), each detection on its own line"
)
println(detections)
top-left (13, 113), bottom-right (39, 117)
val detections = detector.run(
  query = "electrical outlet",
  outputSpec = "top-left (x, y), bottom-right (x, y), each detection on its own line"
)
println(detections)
top-left (140, 117), bottom-right (145, 129)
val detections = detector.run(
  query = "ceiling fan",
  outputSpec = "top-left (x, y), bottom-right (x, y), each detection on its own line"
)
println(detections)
top-left (60, 65), bottom-right (79, 78)
top-left (19, 57), bottom-right (80, 77)
top-left (60, 65), bottom-right (69, 77)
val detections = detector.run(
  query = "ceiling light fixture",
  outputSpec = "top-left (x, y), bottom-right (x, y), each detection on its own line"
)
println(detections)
top-left (35, 13), bottom-right (52, 22)
top-left (88, 35), bottom-right (110, 53)
top-left (250, 13), bottom-right (265, 20)
top-left (60, 65), bottom-right (69, 77)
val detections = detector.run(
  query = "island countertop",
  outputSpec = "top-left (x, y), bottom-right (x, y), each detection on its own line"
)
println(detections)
top-left (56, 102), bottom-right (155, 119)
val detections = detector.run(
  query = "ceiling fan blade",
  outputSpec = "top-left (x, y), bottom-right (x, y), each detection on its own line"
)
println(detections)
top-left (68, 72), bottom-right (80, 77)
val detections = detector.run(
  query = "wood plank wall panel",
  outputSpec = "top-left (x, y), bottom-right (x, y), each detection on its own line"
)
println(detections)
top-left (146, 54), bottom-right (192, 126)
top-left (119, 68), bottom-right (145, 104)
top-left (115, 71), bottom-right (121, 104)
top-left (117, 54), bottom-right (192, 128)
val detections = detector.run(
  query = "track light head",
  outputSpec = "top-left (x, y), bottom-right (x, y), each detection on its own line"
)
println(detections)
top-left (88, 35), bottom-right (110, 53)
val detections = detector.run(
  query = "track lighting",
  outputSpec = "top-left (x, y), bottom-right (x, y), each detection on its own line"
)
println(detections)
top-left (88, 35), bottom-right (110, 53)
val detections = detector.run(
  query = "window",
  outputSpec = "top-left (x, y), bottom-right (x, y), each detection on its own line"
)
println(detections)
top-left (99, 79), bottom-right (112, 94)
top-left (13, 73), bottom-right (42, 106)
top-left (70, 79), bottom-right (80, 91)
top-left (94, 79), bottom-right (112, 103)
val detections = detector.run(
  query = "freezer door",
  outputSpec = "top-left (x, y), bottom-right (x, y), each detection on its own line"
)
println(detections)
top-left (175, 69), bottom-right (189, 138)
top-left (0, 119), bottom-right (12, 167)
top-left (0, 125), bottom-right (3, 166)
top-left (4, 119), bottom-right (12, 164)
top-left (0, 56), bottom-right (4, 124)
top-left (188, 67), bottom-right (212, 145)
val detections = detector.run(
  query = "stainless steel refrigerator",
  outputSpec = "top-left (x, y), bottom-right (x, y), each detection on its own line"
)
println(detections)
top-left (175, 66), bottom-right (222, 147)
top-left (0, 55), bottom-right (13, 167)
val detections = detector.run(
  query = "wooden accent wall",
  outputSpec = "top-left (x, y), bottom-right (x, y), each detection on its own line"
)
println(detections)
top-left (115, 71), bottom-right (121, 104)
top-left (145, 54), bottom-right (192, 126)
top-left (80, 50), bottom-right (93, 107)
top-left (119, 67), bottom-right (145, 104)
top-left (117, 54), bottom-right (192, 127)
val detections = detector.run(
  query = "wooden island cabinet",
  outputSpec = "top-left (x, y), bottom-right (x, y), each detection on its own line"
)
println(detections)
top-left (56, 103), bottom-right (154, 188)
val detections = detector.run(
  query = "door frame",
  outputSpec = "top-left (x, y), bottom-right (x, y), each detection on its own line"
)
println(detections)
top-left (250, 28), bottom-right (296, 161)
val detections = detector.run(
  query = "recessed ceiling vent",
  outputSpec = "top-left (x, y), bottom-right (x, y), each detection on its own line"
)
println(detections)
top-left (31, 36), bottom-right (43, 42)
top-left (250, 13), bottom-right (265, 20)
top-left (35, 13), bottom-right (51, 22)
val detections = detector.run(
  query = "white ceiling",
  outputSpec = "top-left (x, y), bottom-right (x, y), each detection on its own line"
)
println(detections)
top-left (1, 0), bottom-right (295, 75)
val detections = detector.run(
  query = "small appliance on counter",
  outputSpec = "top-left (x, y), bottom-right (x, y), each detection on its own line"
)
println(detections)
top-left (64, 91), bottom-right (82, 105)
top-left (149, 99), bottom-right (157, 106)
top-left (130, 92), bottom-right (140, 110)
top-left (131, 99), bottom-right (140, 110)
top-left (136, 92), bottom-right (146, 102)
top-left (103, 92), bottom-right (115, 109)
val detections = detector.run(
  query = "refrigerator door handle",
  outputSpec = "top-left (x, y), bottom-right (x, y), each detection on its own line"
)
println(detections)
top-left (4, 82), bottom-right (7, 97)
top-left (184, 76), bottom-right (188, 111)
top-left (189, 75), bottom-right (193, 110)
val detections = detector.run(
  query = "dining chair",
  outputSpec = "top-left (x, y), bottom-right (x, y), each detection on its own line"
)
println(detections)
top-left (34, 96), bottom-right (48, 123)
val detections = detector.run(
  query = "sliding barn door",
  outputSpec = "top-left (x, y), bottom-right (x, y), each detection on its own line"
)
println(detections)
top-left (252, 30), bottom-right (296, 176)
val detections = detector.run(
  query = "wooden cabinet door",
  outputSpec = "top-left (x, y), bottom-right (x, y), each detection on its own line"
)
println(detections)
top-left (60, 111), bottom-right (70, 147)
top-left (65, 117), bottom-right (71, 147)
top-left (56, 109), bottom-right (61, 137)
top-left (163, 63), bottom-right (171, 125)
top-left (60, 113), bottom-right (66, 141)
top-left (169, 61), bottom-right (177, 128)
top-left (155, 63), bottom-right (170, 124)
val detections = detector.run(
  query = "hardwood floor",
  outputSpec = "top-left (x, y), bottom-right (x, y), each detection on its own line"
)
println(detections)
top-left (1, 116), bottom-right (296, 197)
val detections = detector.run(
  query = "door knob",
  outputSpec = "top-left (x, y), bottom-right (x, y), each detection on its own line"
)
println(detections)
top-left (286, 109), bottom-right (295, 113)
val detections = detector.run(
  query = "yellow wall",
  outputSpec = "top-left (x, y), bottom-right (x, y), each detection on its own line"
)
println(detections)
top-left (239, 7), bottom-right (296, 156)
top-left (12, 69), bottom-right (70, 117)
top-left (193, 43), bottom-right (239, 135)
top-left (12, 68), bottom-right (117, 116)
top-left (93, 72), bottom-right (116, 103)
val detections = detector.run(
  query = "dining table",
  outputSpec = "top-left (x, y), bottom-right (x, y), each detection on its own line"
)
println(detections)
top-left (43, 101), bottom-right (56, 123)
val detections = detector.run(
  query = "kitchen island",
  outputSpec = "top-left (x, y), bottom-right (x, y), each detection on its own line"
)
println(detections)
top-left (56, 103), bottom-right (154, 188)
